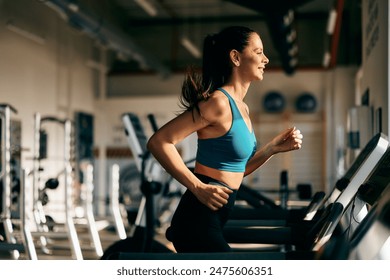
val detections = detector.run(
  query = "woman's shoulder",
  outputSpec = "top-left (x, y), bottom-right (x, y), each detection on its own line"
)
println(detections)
top-left (198, 90), bottom-right (229, 122)
top-left (204, 90), bottom-right (229, 108)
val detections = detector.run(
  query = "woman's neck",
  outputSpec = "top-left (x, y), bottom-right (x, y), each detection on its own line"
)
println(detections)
top-left (221, 82), bottom-right (250, 101)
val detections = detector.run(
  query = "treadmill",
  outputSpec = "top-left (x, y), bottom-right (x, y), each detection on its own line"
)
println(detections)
top-left (347, 183), bottom-right (390, 260)
top-left (223, 133), bottom-right (389, 248)
top-left (318, 158), bottom-right (390, 260)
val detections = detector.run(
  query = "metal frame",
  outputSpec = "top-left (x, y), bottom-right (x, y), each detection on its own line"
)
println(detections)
top-left (79, 163), bottom-right (103, 257)
top-left (20, 169), bottom-right (38, 260)
top-left (109, 163), bottom-right (127, 240)
top-left (0, 104), bottom-right (21, 259)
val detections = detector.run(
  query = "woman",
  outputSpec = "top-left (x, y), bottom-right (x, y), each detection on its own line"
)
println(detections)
top-left (147, 26), bottom-right (303, 253)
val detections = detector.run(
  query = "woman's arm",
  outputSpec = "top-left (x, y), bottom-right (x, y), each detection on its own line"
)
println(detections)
top-left (244, 127), bottom-right (303, 176)
top-left (147, 110), bottom-right (203, 192)
top-left (147, 109), bottom-right (233, 210)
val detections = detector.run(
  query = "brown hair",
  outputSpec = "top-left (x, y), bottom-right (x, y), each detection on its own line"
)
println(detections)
top-left (179, 26), bottom-right (257, 115)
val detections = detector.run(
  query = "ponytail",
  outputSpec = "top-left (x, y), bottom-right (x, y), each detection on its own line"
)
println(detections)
top-left (178, 66), bottom-right (208, 114)
top-left (179, 33), bottom-right (221, 115)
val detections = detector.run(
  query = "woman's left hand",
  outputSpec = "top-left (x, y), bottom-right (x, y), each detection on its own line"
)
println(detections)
top-left (271, 127), bottom-right (303, 154)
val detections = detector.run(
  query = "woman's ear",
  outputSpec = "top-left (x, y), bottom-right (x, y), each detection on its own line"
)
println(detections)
top-left (230, 50), bottom-right (240, 67)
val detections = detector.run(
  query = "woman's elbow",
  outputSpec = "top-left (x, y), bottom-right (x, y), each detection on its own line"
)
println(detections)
top-left (146, 134), bottom-right (158, 154)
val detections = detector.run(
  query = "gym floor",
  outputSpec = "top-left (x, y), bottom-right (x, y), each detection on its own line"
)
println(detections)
top-left (0, 224), bottom-right (174, 260)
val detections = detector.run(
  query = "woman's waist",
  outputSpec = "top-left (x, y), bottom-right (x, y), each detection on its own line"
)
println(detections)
top-left (194, 162), bottom-right (243, 190)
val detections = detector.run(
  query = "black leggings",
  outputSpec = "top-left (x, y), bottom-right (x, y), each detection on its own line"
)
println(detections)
top-left (166, 173), bottom-right (237, 253)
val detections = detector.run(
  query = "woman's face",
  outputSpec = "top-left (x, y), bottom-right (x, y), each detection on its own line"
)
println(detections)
top-left (237, 33), bottom-right (269, 81)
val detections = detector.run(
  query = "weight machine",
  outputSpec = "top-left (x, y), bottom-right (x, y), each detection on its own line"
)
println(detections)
top-left (29, 113), bottom-right (102, 259)
top-left (0, 103), bottom-right (37, 259)
top-left (29, 113), bottom-right (83, 259)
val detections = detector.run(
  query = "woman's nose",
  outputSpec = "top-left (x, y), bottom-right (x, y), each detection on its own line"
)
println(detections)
top-left (263, 55), bottom-right (269, 64)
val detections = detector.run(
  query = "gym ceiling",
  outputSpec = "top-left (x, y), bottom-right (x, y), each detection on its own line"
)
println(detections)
top-left (41, 0), bottom-right (362, 77)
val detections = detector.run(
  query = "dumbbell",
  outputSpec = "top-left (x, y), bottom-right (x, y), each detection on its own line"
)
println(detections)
top-left (39, 178), bottom-right (59, 206)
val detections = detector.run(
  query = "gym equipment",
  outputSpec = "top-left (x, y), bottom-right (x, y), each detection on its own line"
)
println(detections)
top-left (314, 152), bottom-right (390, 260)
top-left (27, 113), bottom-right (103, 259)
top-left (222, 133), bottom-right (389, 251)
top-left (100, 113), bottom-right (174, 259)
top-left (75, 162), bottom-right (104, 257)
top-left (124, 113), bottom-right (184, 227)
top-left (29, 113), bottom-right (84, 259)
top-left (18, 169), bottom-right (38, 260)
top-left (236, 176), bottom-right (313, 211)
top-left (115, 161), bottom-right (142, 225)
top-left (107, 163), bottom-right (127, 240)
top-left (74, 112), bottom-right (94, 165)
top-left (315, 148), bottom-right (390, 252)
top-left (74, 111), bottom-right (128, 242)
top-left (347, 184), bottom-right (390, 260)
top-left (227, 170), bottom-right (318, 231)
top-left (73, 111), bottom-right (101, 232)
top-left (0, 168), bottom-right (38, 260)
top-left (279, 170), bottom-right (289, 209)
top-left (0, 103), bottom-right (34, 259)
top-left (262, 91), bottom-right (286, 113)
top-left (38, 177), bottom-right (59, 206)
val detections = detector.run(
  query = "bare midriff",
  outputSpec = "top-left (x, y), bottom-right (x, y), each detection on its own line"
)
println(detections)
top-left (194, 162), bottom-right (244, 190)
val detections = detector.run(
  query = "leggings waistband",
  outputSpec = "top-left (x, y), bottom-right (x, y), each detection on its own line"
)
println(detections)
top-left (194, 173), bottom-right (236, 192)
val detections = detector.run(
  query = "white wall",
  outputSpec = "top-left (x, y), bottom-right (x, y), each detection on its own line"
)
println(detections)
top-left (0, 0), bottom-right (96, 171)
top-left (325, 67), bottom-right (360, 187)
top-left (95, 96), bottom-right (179, 148)
top-left (361, 0), bottom-right (389, 135)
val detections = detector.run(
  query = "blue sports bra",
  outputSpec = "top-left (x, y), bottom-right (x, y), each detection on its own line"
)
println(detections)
top-left (196, 88), bottom-right (257, 172)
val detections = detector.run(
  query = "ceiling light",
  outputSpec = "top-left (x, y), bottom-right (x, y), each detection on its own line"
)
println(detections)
top-left (289, 57), bottom-right (298, 68)
top-left (323, 51), bottom-right (331, 67)
top-left (68, 2), bottom-right (79, 12)
top-left (6, 20), bottom-right (46, 45)
top-left (283, 10), bottom-right (294, 26)
top-left (288, 44), bottom-right (298, 56)
top-left (181, 37), bottom-right (201, 59)
top-left (134, 0), bottom-right (157, 17)
top-left (286, 29), bottom-right (297, 43)
top-left (327, 9), bottom-right (337, 35)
